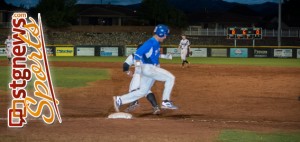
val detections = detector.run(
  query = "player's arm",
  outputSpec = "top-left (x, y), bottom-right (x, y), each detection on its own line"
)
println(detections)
top-left (123, 62), bottom-right (131, 75)
top-left (123, 54), bottom-right (134, 76)
top-left (178, 40), bottom-right (182, 52)
top-left (4, 40), bottom-right (7, 47)
top-left (134, 60), bottom-right (142, 74)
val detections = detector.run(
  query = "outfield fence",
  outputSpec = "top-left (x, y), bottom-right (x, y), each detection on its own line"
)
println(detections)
top-left (1, 45), bottom-right (299, 58)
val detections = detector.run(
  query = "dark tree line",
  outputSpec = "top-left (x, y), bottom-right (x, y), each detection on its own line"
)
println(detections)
top-left (282, 0), bottom-right (300, 27)
top-left (2, 0), bottom-right (299, 28)
top-left (139, 0), bottom-right (187, 28)
top-left (30, 0), bottom-right (78, 28)
top-left (28, 0), bottom-right (187, 28)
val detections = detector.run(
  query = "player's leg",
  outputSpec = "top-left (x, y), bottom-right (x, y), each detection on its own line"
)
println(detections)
top-left (146, 92), bottom-right (160, 114)
top-left (181, 49), bottom-right (187, 68)
top-left (142, 65), bottom-right (177, 109)
top-left (124, 73), bottom-right (141, 112)
top-left (180, 50), bottom-right (185, 67)
top-left (145, 79), bottom-right (160, 114)
top-left (7, 51), bottom-right (10, 63)
top-left (113, 75), bottom-right (153, 112)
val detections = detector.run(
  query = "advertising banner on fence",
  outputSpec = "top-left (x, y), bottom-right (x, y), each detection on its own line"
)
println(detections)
top-left (166, 48), bottom-right (181, 57)
top-left (0, 47), bottom-right (6, 56)
top-left (125, 47), bottom-right (137, 56)
top-left (274, 49), bottom-right (292, 58)
top-left (297, 49), bottom-right (300, 59)
top-left (77, 47), bottom-right (95, 56)
top-left (254, 49), bottom-right (268, 58)
top-left (56, 47), bottom-right (74, 56)
top-left (190, 48), bottom-right (207, 57)
top-left (46, 47), bottom-right (54, 56)
top-left (100, 47), bottom-right (118, 56)
top-left (211, 48), bottom-right (227, 57)
top-left (230, 48), bottom-right (248, 58)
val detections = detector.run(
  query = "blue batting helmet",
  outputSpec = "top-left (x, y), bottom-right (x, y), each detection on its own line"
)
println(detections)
top-left (154, 24), bottom-right (170, 38)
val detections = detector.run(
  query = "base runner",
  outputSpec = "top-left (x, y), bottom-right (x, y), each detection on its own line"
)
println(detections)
top-left (113, 24), bottom-right (177, 113)
top-left (123, 44), bottom-right (160, 114)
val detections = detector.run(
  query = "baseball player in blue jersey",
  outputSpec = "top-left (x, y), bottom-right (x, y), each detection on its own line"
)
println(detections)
top-left (123, 44), bottom-right (160, 114)
top-left (113, 24), bottom-right (177, 112)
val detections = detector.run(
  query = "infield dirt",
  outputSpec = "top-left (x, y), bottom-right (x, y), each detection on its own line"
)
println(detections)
top-left (1, 61), bottom-right (300, 142)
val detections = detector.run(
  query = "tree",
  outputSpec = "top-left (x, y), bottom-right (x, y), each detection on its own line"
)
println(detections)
top-left (31, 0), bottom-right (77, 28)
top-left (139, 0), bottom-right (187, 28)
top-left (282, 0), bottom-right (300, 27)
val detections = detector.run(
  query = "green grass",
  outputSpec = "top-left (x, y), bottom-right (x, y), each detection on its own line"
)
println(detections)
top-left (1, 56), bottom-right (300, 67)
top-left (0, 66), bottom-right (10, 90)
top-left (218, 130), bottom-right (300, 142)
top-left (46, 56), bottom-right (300, 67)
top-left (181, 58), bottom-right (300, 67)
top-left (0, 66), bottom-right (110, 90)
top-left (50, 67), bottom-right (110, 88)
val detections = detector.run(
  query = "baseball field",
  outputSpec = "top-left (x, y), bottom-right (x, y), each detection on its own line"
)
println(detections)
top-left (0, 56), bottom-right (300, 142)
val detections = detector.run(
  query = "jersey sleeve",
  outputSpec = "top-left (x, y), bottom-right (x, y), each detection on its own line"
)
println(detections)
top-left (124, 54), bottom-right (134, 66)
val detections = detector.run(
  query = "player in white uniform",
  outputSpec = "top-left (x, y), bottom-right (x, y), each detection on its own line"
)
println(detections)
top-left (178, 34), bottom-right (190, 68)
top-left (123, 45), bottom-right (160, 114)
top-left (113, 24), bottom-right (177, 113)
top-left (4, 35), bottom-right (13, 63)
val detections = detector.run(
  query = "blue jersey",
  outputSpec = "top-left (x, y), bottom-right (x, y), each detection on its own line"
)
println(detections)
top-left (134, 37), bottom-right (160, 65)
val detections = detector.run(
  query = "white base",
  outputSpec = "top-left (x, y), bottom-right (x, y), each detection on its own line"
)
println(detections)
top-left (108, 112), bottom-right (133, 119)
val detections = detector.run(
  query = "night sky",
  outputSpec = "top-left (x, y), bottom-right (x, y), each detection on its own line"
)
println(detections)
top-left (5, 0), bottom-right (279, 8)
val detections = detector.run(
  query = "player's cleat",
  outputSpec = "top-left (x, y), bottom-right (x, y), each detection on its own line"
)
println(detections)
top-left (153, 106), bottom-right (161, 115)
top-left (124, 101), bottom-right (140, 112)
top-left (161, 100), bottom-right (178, 110)
top-left (113, 96), bottom-right (122, 112)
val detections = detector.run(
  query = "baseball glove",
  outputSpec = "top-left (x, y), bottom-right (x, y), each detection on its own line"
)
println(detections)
top-left (189, 51), bottom-right (193, 56)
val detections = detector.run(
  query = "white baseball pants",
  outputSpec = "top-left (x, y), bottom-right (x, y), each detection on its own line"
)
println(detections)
top-left (120, 64), bottom-right (175, 104)
top-left (180, 48), bottom-right (187, 61)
